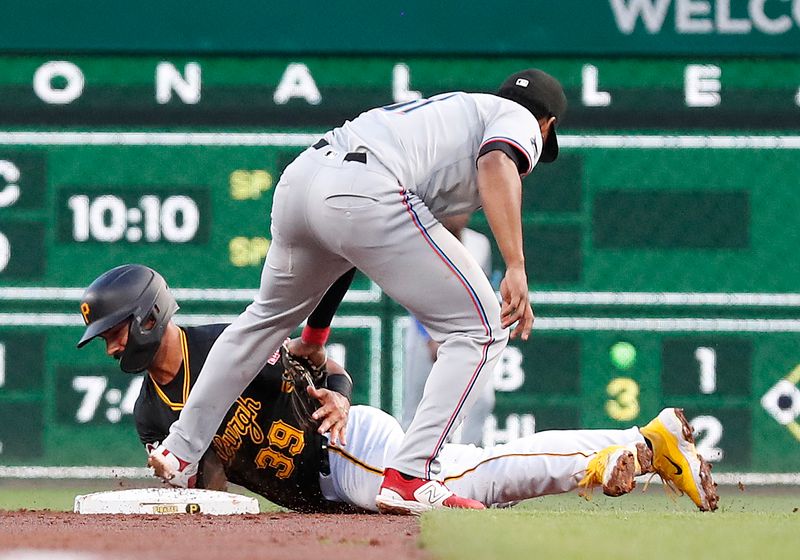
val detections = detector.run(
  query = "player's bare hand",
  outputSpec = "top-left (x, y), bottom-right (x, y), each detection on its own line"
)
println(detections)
top-left (308, 385), bottom-right (349, 446)
top-left (426, 339), bottom-right (441, 363)
top-left (500, 266), bottom-right (534, 340)
top-left (287, 336), bottom-right (327, 368)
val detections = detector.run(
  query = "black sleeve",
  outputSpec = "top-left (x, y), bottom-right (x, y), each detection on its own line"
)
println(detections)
top-left (306, 268), bottom-right (356, 328)
top-left (477, 141), bottom-right (528, 175)
top-left (134, 397), bottom-right (169, 447)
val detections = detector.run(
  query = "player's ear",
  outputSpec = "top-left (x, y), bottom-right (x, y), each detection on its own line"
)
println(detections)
top-left (539, 116), bottom-right (556, 139)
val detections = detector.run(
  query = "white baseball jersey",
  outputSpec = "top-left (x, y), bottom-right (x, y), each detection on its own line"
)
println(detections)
top-left (324, 92), bottom-right (542, 218)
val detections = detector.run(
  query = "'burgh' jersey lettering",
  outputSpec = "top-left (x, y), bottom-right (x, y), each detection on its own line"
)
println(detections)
top-left (134, 324), bottom-right (352, 513)
top-left (322, 92), bottom-right (542, 219)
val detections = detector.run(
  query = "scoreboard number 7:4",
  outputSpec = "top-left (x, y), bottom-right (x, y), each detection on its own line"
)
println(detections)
top-left (71, 376), bottom-right (143, 423)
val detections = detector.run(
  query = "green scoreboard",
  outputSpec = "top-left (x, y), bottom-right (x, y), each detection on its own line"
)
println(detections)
top-left (1, 55), bottom-right (799, 475)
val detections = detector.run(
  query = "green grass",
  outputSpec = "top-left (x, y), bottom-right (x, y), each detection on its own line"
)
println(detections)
top-left (421, 490), bottom-right (800, 560)
top-left (0, 483), bottom-right (102, 511)
top-left (3, 482), bottom-right (799, 560)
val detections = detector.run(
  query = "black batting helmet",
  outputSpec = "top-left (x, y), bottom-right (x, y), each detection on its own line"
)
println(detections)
top-left (77, 264), bottom-right (179, 373)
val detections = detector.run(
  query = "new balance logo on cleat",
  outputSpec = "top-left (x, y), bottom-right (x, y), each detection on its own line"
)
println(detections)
top-left (376, 468), bottom-right (485, 515)
top-left (413, 481), bottom-right (451, 506)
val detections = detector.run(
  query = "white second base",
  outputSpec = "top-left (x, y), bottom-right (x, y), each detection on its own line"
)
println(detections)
top-left (73, 488), bottom-right (260, 515)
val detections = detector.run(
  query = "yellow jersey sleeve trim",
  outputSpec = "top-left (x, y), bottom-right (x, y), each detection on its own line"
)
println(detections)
top-left (180, 327), bottom-right (190, 403)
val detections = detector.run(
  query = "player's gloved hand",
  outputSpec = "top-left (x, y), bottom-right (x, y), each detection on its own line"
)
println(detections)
top-left (147, 442), bottom-right (198, 488)
top-left (500, 265), bottom-right (534, 340)
top-left (287, 336), bottom-right (327, 369)
top-left (308, 385), bottom-right (350, 447)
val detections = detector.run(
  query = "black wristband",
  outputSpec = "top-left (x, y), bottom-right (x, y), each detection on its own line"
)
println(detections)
top-left (325, 373), bottom-right (353, 402)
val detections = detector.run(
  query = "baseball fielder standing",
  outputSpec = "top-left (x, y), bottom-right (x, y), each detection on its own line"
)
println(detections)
top-left (151, 68), bottom-right (568, 514)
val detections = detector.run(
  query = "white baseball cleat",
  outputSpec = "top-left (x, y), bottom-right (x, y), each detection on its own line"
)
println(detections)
top-left (147, 443), bottom-right (198, 488)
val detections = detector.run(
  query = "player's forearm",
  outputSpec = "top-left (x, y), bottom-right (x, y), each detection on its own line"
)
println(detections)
top-left (200, 450), bottom-right (229, 491)
top-left (324, 359), bottom-right (353, 401)
top-left (303, 268), bottom-right (356, 344)
top-left (477, 151), bottom-right (525, 269)
top-left (307, 268), bottom-right (355, 328)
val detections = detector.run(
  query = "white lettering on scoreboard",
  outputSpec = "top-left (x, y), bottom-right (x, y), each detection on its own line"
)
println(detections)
top-left (483, 414), bottom-right (536, 447)
top-left (26, 59), bottom-right (800, 111)
top-left (156, 62), bottom-right (202, 105)
top-left (610, 0), bottom-right (800, 36)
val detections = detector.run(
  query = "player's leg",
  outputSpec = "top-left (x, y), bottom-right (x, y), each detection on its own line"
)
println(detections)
top-left (458, 380), bottom-right (494, 446)
top-left (362, 211), bottom-right (506, 480)
top-left (162, 153), bottom-right (354, 463)
top-left (307, 159), bottom-right (508, 473)
top-left (302, 157), bottom-right (504, 510)
top-left (404, 318), bottom-right (494, 445)
top-left (439, 426), bottom-right (649, 506)
top-left (401, 319), bottom-right (435, 431)
top-left (166, 252), bottom-right (352, 462)
top-left (323, 406), bottom-right (405, 512)
top-left (324, 180), bottom-right (504, 511)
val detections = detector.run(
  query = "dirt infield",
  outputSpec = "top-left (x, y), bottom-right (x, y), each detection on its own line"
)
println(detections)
top-left (0, 510), bottom-right (427, 560)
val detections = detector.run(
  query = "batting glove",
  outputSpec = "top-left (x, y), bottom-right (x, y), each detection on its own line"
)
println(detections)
top-left (147, 442), bottom-right (198, 488)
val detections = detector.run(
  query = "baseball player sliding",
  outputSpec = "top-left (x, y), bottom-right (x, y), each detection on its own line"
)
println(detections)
top-left (137, 68), bottom-right (712, 514)
top-left (77, 265), bottom-right (719, 513)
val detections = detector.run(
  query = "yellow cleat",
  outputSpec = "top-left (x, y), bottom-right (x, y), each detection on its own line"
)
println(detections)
top-left (578, 445), bottom-right (637, 498)
top-left (640, 408), bottom-right (719, 512)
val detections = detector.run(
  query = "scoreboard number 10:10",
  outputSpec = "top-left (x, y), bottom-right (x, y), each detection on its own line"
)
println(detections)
top-left (67, 194), bottom-right (200, 243)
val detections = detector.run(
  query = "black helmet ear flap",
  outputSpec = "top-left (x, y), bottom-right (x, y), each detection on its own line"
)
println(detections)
top-left (78, 264), bottom-right (178, 372)
top-left (119, 283), bottom-right (179, 373)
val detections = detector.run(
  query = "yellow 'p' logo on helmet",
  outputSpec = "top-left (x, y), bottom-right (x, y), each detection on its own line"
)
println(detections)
top-left (80, 302), bottom-right (91, 324)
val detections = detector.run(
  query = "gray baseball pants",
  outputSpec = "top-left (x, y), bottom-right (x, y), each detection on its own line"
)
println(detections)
top-left (164, 142), bottom-right (508, 480)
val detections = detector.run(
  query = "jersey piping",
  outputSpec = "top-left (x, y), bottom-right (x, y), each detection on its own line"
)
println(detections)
top-left (478, 136), bottom-right (534, 175)
top-left (398, 186), bottom-right (494, 477)
top-left (149, 327), bottom-right (191, 411)
top-left (328, 444), bottom-right (384, 476)
top-left (443, 450), bottom-right (595, 483)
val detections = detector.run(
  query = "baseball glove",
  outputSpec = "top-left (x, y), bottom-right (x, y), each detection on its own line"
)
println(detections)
top-left (280, 343), bottom-right (327, 431)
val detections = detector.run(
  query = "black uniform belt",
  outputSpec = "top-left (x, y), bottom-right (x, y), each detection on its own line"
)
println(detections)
top-left (312, 139), bottom-right (367, 164)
